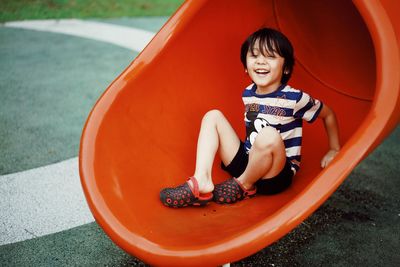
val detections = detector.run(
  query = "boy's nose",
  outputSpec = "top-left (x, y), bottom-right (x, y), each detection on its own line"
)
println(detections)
top-left (256, 55), bottom-right (267, 64)
top-left (256, 58), bottom-right (267, 65)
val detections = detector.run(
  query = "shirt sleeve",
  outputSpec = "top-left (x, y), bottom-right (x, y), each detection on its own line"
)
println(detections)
top-left (293, 91), bottom-right (323, 122)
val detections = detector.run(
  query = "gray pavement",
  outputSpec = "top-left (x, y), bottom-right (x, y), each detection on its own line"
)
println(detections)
top-left (0, 17), bottom-right (399, 266)
top-left (0, 19), bottom-right (161, 246)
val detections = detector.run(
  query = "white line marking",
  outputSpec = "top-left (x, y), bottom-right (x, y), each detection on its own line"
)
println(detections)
top-left (0, 157), bottom-right (93, 245)
top-left (4, 19), bottom-right (155, 51)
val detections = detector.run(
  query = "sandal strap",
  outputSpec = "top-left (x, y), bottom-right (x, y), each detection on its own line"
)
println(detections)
top-left (233, 177), bottom-right (256, 196)
top-left (187, 176), bottom-right (199, 198)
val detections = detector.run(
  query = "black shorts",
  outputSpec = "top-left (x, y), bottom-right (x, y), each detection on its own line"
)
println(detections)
top-left (221, 142), bottom-right (294, 195)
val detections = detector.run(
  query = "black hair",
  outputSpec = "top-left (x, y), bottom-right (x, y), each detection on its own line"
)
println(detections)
top-left (240, 28), bottom-right (295, 84)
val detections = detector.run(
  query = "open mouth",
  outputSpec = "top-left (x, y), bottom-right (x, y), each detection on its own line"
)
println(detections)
top-left (255, 69), bottom-right (270, 75)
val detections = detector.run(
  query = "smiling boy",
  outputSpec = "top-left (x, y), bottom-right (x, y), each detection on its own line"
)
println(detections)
top-left (160, 28), bottom-right (340, 208)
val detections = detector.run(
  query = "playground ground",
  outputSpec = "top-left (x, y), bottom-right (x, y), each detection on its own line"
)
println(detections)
top-left (0, 17), bottom-right (399, 266)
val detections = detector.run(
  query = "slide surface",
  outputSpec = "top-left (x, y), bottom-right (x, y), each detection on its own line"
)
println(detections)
top-left (80, 0), bottom-right (400, 266)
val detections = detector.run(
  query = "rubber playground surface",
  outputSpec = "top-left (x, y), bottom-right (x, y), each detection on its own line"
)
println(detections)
top-left (0, 17), bottom-right (399, 266)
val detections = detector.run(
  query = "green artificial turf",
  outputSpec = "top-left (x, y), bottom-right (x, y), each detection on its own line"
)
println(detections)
top-left (0, 0), bottom-right (184, 22)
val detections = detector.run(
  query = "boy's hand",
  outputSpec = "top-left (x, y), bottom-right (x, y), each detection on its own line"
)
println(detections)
top-left (321, 149), bottom-right (339, 168)
top-left (318, 104), bottom-right (340, 168)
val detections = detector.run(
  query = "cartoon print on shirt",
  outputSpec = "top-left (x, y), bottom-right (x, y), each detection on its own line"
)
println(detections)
top-left (245, 111), bottom-right (271, 146)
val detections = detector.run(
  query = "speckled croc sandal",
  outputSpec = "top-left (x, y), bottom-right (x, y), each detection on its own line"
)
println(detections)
top-left (213, 178), bottom-right (256, 204)
top-left (160, 176), bottom-right (213, 208)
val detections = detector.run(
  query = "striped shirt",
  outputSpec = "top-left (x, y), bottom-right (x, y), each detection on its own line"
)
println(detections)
top-left (242, 83), bottom-right (323, 173)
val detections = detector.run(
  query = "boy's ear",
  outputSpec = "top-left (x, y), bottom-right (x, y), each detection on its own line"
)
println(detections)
top-left (283, 67), bottom-right (290, 75)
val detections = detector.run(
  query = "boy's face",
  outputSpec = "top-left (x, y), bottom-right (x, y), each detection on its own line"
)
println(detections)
top-left (245, 40), bottom-right (285, 93)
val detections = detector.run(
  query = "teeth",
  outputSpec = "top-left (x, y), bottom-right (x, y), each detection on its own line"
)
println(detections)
top-left (255, 70), bottom-right (269, 74)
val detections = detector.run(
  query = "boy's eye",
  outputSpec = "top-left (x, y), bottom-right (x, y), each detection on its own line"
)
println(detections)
top-left (265, 52), bottom-right (277, 58)
top-left (249, 51), bottom-right (276, 59)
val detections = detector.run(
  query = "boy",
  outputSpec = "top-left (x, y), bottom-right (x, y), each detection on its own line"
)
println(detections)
top-left (160, 28), bottom-right (340, 208)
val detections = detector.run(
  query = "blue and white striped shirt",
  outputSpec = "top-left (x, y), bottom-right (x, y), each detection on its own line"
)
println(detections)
top-left (243, 83), bottom-right (323, 173)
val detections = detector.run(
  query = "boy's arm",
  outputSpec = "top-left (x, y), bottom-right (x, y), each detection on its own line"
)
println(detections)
top-left (318, 104), bottom-right (340, 168)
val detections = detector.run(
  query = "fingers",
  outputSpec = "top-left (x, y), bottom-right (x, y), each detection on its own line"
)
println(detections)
top-left (321, 151), bottom-right (338, 168)
top-left (321, 157), bottom-right (328, 168)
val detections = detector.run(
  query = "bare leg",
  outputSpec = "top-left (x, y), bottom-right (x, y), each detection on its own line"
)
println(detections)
top-left (237, 126), bottom-right (286, 190)
top-left (189, 110), bottom-right (241, 194)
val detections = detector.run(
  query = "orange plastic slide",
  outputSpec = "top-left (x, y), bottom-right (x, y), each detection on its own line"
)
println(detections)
top-left (80, 0), bottom-right (400, 266)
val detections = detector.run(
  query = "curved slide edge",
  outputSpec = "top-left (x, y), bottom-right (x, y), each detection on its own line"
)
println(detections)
top-left (79, 0), bottom-right (399, 266)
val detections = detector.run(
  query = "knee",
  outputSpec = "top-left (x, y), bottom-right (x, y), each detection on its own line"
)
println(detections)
top-left (253, 126), bottom-right (282, 152)
top-left (202, 109), bottom-right (224, 124)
